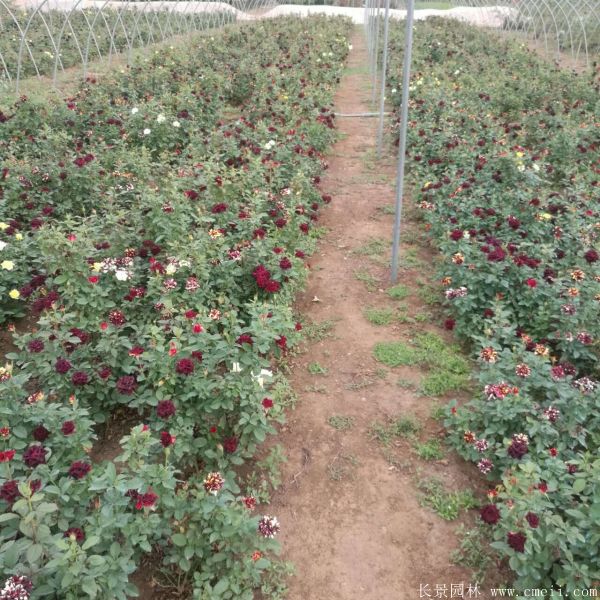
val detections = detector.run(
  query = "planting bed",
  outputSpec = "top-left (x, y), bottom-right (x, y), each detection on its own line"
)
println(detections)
top-left (0, 15), bottom-right (351, 598)
top-left (385, 18), bottom-right (600, 591)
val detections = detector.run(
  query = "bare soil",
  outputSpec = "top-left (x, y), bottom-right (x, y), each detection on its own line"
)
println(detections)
top-left (264, 30), bottom-right (500, 600)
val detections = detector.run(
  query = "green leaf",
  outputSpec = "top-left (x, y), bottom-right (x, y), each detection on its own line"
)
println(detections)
top-left (213, 578), bottom-right (229, 595)
top-left (81, 578), bottom-right (98, 597)
top-left (171, 533), bottom-right (187, 547)
top-left (572, 478), bottom-right (586, 493)
top-left (0, 513), bottom-right (18, 523)
top-left (82, 535), bottom-right (100, 550)
top-left (26, 543), bottom-right (43, 564)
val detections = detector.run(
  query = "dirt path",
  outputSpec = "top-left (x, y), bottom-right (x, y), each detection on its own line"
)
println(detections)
top-left (268, 29), bottom-right (492, 600)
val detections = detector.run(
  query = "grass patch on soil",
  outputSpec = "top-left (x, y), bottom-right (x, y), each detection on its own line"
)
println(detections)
top-left (369, 415), bottom-right (422, 445)
top-left (387, 283), bottom-right (411, 300)
top-left (364, 306), bottom-right (395, 326)
top-left (354, 268), bottom-right (378, 292)
top-left (373, 332), bottom-right (470, 396)
top-left (418, 478), bottom-right (478, 520)
top-left (328, 415), bottom-right (355, 431)
top-left (308, 362), bottom-right (328, 375)
top-left (414, 439), bottom-right (445, 461)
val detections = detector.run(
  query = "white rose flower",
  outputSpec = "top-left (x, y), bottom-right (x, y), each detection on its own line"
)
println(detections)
top-left (143, 128), bottom-right (151, 136)
top-left (172, 121), bottom-right (181, 128)
top-left (156, 114), bottom-right (166, 123)
top-left (131, 107), bottom-right (139, 115)
top-left (115, 270), bottom-right (130, 281)
top-left (165, 263), bottom-right (177, 275)
top-left (0, 241), bottom-right (7, 251)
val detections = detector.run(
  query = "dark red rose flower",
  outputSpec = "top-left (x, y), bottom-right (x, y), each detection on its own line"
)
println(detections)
top-left (223, 437), bottom-right (238, 453)
top-left (525, 512), bottom-right (539, 528)
top-left (507, 216), bottom-right (521, 229)
top-left (98, 366), bottom-right (112, 379)
top-left (68, 460), bottom-right (91, 479)
top-left (108, 310), bottom-right (126, 326)
top-left (276, 336), bottom-right (287, 350)
top-left (567, 464), bottom-right (577, 474)
top-left (184, 309), bottom-right (198, 319)
top-left (175, 358), bottom-right (194, 375)
top-left (23, 444), bottom-right (47, 467)
top-left (157, 400), bottom-right (176, 419)
top-left (299, 223), bottom-right (309, 233)
top-left (136, 490), bottom-right (158, 510)
top-left (487, 247), bottom-right (506, 262)
top-left (480, 504), bottom-right (501, 525)
top-left (27, 338), bottom-right (44, 353)
top-left (508, 437), bottom-right (529, 459)
top-left (264, 280), bottom-right (280, 293)
top-left (449, 229), bottom-right (464, 241)
top-left (71, 371), bottom-right (89, 386)
top-left (55, 358), bottom-right (72, 374)
top-left (295, 250), bottom-right (305, 258)
top-left (29, 479), bottom-right (41, 493)
top-left (584, 249), bottom-right (598, 263)
top-left (253, 228), bottom-right (266, 239)
top-left (184, 190), bottom-right (198, 200)
top-left (525, 278), bottom-right (537, 288)
top-left (295, 322), bottom-right (302, 331)
top-left (236, 334), bottom-right (254, 346)
top-left (32, 425), bottom-right (50, 442)
top-left (279, 257), bottom-right (292, 270)
top-left (211, 202), bottom-right (228, 213)
top-left (443, 318), bottom-right (455, 330)
top-left (262, 397), bottom-right (273, 409)
top-left (61, 421), bottom-right (76, 435)
top-left (116, 375), bottom-right (137, 395)
top-left (69, 328), bottom-right (90, 345)
top-left (483, 309), bottom-right (495, 318)
top-left (0, 480), bottom-right (20, 504)
top-left (507, 531), bottom-right (526, 552)
top-left (64, 527), bottom-right (85, 542)
top-left (160, 431), bottom-right (175, 447)
top-left (191, 351), bottom-right (203, 363)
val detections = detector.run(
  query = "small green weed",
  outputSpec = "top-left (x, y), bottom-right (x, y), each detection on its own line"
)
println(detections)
top-left (377, 204), bottom-right (396, 215)
top-left (387, 283), bottom-right (411, 300)
top-left (304, 384), bottom-right (327, 394)
top-left (308, 362), bottom-right (328, 375)
top-left (418, 478), bottom-right (478, 520)
top-left (303, 318), bottom-right (337, 341)
top-left (328, 453), bottom-right (359, 481)
top-left (451, 524), bottom-right (494, 582)
top-left (354, 269), bottom-right (378, 292)
top-left (364, 306), bottom-right (395, 326)
top-left (373, 341), bottom-right (420, 367)
top-left (369, 415), bottom-right (421, 445)
top-left (414, 439), bottom-right (445, 461)
top-left (328, 415), bottom-right (355, 431)
top-left (430, 403), bottom-right (446, 421)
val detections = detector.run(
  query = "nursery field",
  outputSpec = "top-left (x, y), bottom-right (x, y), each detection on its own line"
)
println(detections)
top-left (0, 5), bottom-right (599, 600)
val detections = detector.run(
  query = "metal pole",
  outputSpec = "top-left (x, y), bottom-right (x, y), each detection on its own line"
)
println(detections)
top-left (371, 0), bottom-right (381, 104)
top-left (376, 0), bottom-right (391, 157)
top-left (390, 0), bottom-right (415, 284)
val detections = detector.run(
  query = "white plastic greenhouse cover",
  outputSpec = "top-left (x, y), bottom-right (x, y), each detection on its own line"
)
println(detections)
top-left (0, 0), bottom-right (277, 93)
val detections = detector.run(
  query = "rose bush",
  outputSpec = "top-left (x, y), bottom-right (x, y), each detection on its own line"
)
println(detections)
top-left (0, 15), bottom-right (352, 598)
top-left (385, 17), bottom-right (599, 592)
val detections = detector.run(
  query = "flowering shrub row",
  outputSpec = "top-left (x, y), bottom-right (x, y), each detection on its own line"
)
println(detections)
top-left (386, 18), bottom-right (599, 591)
top-left (0, 16), bottom-right (351, 598)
